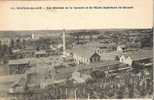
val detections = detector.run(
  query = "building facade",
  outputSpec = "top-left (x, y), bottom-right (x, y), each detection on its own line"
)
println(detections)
top-left (119, 49), bottom-right (152, 66)
top-left (72, 47), bottom-right (101, 64)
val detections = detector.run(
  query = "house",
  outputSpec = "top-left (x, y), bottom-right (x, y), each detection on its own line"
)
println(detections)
top-left (127, 42), bottom-right (141, 48)
top-left (20, 49), bottom-right (35, 58)
top-left (11, 49), bottom-right (35, 59)
top-left (117, 45), bottom-right (127, 52)
top-left (69, 42), bottom-right (120, 64)
top-left (119, 49), bottom-right (153, 66)
top-left (71, 47), bottom-right (101, 64)
top-left (96, 44), bottom-right (116, 55)
top-left (31, 33), bottom-right (40, 40)
top-left (0, 37), bottom-right (11, 46)
top-left (8, 59), bottom-right (31, 74)
top-left (10, 49), bottom-right (24, 59)
top-left (34, 50), bottom-right (48, 58)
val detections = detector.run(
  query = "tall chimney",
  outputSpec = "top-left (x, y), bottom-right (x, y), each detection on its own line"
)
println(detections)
top-left (63, 30), bottom-right (66, 56)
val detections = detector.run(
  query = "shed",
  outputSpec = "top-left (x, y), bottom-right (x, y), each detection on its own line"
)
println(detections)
top-left (8, 59), bottom-right (31, 74)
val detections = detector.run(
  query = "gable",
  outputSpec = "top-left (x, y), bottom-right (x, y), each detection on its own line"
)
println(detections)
top-left (90, 52), bottom-right (100, 59)
top-left (120, 55), bottom-right (126, 62)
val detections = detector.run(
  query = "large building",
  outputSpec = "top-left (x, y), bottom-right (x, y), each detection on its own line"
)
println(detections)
top-left (119, 49), bottom-right (153, 66)
top-left (71, 47), bottom-right (101, 64)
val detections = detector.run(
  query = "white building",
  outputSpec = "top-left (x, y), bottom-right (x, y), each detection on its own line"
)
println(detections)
top-left (71, 47), bottom-right (101, 64)
top-left (117, 45), bottom-right (127, 52)
top-left (0, 37), bottom-right (11, 46)
top-left (31, 33), bottom-right (40, 40)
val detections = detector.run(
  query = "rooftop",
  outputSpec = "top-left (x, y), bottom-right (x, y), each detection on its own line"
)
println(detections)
top-left (71, 46), bottom-right (98, 59)
top-left (35, 50), bottom-right (47, 55)
top-left (100, 51), bottom-right (122, 60)
top-left (56, 60), bottom-right (120, 80)
top-left (76, 60), bottom-right (120, 71)
top-left (123, 49), bottom-right (153, 61)
top-left (8, 58), bottom-right (30, 65)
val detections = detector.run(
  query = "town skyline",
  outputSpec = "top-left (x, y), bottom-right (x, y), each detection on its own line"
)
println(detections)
top-left (0, 28), bottom-right (153, 99)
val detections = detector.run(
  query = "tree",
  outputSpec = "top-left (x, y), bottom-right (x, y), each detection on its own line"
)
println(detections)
top-left (0, 40), bottom-right (2, 57)
top-left (2, 44), bottom-right (8, 55)
top-left (10, 39), bottom-right (15, 48)
top-left (16, 39), bottom-right (21, 49)
top-left (115, 56), bottom-right (120, 61)
top-left (0, 40), bottom-right (1, 47)
top-left (22, 39), bottom-right (26, 49)
top-left (116, 87), bottom-right (124, 98)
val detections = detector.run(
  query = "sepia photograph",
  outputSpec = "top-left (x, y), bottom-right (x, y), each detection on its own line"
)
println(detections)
top-left (0, 28), bottom-right (153, 100)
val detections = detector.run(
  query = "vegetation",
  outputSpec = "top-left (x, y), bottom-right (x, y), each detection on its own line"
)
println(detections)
top-left (0, 40), bottom-right (12, 64)
top-left (9, 66), bottom-right (153, 100)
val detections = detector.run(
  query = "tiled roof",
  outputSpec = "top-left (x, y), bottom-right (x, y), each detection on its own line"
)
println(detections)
top-left (8, 58), bottom-right (30, 65)
top-left (100, 51), bottom-right (122, 60)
